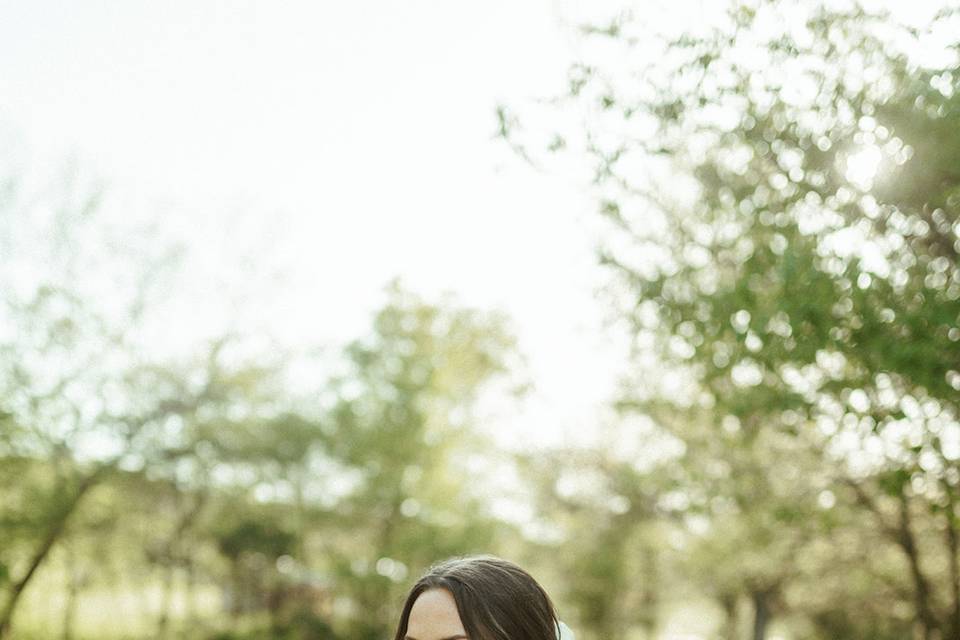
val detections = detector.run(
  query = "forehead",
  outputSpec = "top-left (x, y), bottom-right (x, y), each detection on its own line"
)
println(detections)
top-left (406, 588), bottom-right (468, 640)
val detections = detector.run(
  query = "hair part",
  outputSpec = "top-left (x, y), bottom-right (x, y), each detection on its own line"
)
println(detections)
top-left (394, 555), bottom-right (560, 640)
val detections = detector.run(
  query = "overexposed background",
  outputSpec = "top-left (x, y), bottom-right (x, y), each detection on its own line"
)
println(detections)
top-left (0, 0), bottom-right (642, 450)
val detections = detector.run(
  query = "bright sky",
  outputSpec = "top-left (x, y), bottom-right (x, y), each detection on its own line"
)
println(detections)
top-left (0, 0), bottom-right (634, 448)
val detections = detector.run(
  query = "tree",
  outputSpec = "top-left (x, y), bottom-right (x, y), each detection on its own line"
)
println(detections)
top-left (0, 167), bottom-right (276, 638)
top-left (320, 283), bottom-right (519, 640)
top-left (508, 1), bottom-right (960, 638)
top-left (520, 436), bottom-right (673, 640)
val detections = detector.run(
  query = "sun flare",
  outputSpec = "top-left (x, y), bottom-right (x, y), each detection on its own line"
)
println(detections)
top-left (845, 145), bottom-right (883, 190)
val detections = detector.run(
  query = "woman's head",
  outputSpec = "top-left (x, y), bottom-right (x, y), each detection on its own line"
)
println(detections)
top-left (394, 555), bottom-right (560, 640)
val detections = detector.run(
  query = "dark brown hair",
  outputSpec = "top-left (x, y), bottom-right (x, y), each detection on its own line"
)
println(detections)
top-left (393, 555), bottom-right (559, 640)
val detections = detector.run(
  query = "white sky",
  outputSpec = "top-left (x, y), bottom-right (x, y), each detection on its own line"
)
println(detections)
top-left (0, 0), bottom-right (634, 448)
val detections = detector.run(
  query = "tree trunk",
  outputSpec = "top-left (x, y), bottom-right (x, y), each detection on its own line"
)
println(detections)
top-left (718, 592), bottom-right (739, 640)
top-left (156, 563), bottom-right (175, 640)
top-left (751, 590), bottom-right (771, 640)
top-left (944, 482), bottom-right (960, 640)
top-left (897, 494), bottom-right (940, 640)
top-left (293, 467), bottom-right (307, 564)
top-left (637, 544), bottom-right (658, 639)
top-left (185, 557), bottom-right (198, 628)
top-left (849, 480), bottom-right (942, 640)
top-left (156, 489), bottom-right (206, 639)
top-left (0, 469), bottom-right (102, 640)
top-left (62, 538), bottom-right (79, 640)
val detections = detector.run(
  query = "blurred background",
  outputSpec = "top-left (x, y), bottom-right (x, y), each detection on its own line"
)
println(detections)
top-left (1, 0), bottom-right (959, 638)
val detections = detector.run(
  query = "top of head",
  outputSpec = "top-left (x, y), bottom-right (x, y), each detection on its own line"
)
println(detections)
top-left (395, 555), bottom-right (566, 640)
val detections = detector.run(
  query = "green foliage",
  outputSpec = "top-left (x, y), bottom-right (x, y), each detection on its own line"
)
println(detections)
top-left (217, 521), bottom-right (297, 562)
top-left (0, 184), bottom-right (518, 638)
top-left (318, 283), bottom-right (515, 639)
top-left (508, 1), bottom-right (960, 638)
